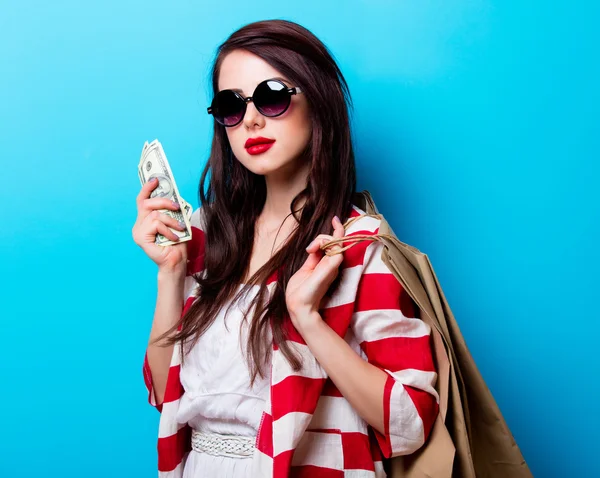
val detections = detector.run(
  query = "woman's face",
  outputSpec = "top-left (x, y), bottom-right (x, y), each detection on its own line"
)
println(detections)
top-left (217, 49), bottom-right (312, 178)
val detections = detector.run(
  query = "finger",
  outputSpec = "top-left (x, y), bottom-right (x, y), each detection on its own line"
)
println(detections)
top-left (301, 237), bottom-right (329, 271)
top-left (315, 239), bottom-right (344, 272)
top-left (306, 234), bottom-right (332, 253)
top-left (310, 249), bottom-right (343, 287)
top-left (154, 221), bottom-right (181, 243)
top-left (332, 215), bottom-right (345, 238)
top-left (136, 177), bottom-right (159, 205)
top-left (299, 249), bottom-right (321, 272)
top-left (324, 216), bottom-right (345, 254)
top-left (138, 213), bottom-right (180, 244)
top-left (307, 234), bottom-right (340, 255)
top-left (143, 210), bottom-right (187, 231)
top-left (140, 197), bottom-right (182, 215)
top-left (304, 236), bottom-right (342, 275)
top-left (314, 217), bottom-right (345, 269)
top-left (159, 213), bottom-right (187, 231)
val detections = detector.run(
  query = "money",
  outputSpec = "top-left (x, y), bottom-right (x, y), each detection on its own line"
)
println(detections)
top-left (138, 139), bottom-right (193, 246)
top-left (180, 198), bottom-right (193, 223)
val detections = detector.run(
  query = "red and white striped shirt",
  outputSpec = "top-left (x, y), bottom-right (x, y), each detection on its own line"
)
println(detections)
top-left (143, 204), bottom-right (439, 477)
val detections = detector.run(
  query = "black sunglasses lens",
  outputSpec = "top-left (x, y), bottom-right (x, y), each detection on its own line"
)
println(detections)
top-left (254, 80), bottom-right (291, 116)
top-left (212, 90), bottom-right (245, 126)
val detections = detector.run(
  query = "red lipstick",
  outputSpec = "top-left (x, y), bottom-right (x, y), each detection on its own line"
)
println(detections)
top-left (245, 136), bottom-right (275, 155)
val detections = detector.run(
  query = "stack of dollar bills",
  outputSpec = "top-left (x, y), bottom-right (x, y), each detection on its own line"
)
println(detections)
top-left (138, 140), bottom-right (193, 246)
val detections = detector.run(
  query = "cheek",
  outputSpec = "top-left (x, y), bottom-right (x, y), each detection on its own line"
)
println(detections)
top-left (282, 102), bottom-right (312, 146)
top-left (226, 129), bottom-right (245, 155)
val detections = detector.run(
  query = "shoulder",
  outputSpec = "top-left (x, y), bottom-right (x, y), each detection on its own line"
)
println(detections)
top-left (336, 204), bottom-right (384, 270)
top-left (345, 203), bottom-right (383, 236)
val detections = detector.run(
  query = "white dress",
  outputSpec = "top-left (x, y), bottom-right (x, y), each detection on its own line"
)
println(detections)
top-left (176, 284), bottom-right (271, 478)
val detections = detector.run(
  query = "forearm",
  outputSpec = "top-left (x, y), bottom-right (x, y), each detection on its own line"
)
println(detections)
top-left (299, 314), bottom-right (388, 435)
top-left (146, 268), bottom-right (186, 406)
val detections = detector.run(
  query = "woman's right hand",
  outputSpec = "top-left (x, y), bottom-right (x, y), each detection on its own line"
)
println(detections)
top-left (132, 177), bottom-right (189, 273)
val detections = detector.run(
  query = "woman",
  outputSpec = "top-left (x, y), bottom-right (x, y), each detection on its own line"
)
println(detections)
top-left (133, 19), bottom-right (439, 478)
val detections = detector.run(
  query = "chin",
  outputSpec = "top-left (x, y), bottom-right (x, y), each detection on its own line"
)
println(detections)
top-left (245, 163), bottom-right (285, 177)
top-left (238, 154), bottom-right (288, 175)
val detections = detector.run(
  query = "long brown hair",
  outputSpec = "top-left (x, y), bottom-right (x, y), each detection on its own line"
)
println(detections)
top-left (157, 19), bottom-right (357, 383)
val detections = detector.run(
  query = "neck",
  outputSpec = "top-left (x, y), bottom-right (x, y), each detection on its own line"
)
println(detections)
top-left (260, 158), bottom-right (310, 225)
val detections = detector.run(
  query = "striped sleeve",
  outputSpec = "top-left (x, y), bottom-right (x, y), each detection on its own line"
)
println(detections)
top-left (143, 349), bottom-right (162, 412)
top-left (352, 239), bottom-right (439, 458)
top-left (142, 207), bottom-right (206, 413)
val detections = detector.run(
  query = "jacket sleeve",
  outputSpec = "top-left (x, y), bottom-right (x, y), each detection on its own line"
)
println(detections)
top-left (351, 239), bottom-right (439, 458)
top-left (141, 207), bottom-right (206, 413)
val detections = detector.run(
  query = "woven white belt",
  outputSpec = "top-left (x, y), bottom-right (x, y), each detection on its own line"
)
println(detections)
top-left (191, 430), bottom-right (255, 458)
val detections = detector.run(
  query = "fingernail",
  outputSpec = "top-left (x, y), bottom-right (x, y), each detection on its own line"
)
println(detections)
top-left (178, 221), bottom-right (186, 229)
top-left (334, 215), bottom-right (340, 224)
top-left (172, 200), bottom-right (180, 209)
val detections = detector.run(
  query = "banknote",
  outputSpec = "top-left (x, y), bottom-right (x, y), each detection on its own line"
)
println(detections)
top-left (180, 198), bottom-right (193, 223)
top-left (138, 140), bottom-right (192, 246)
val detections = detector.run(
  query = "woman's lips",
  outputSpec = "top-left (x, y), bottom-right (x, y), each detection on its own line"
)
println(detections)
top-left (245, 141), bottom-right (275, 155)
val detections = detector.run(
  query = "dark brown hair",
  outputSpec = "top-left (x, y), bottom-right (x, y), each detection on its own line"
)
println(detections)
top-left (157, 19), bottom-right (357, 383)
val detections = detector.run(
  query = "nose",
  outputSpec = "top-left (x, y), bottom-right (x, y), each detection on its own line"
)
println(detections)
top-left (242, 100), bottom-right (265, 130)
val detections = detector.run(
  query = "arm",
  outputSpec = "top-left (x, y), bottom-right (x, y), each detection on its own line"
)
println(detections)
top-left (287, 215), bottom-right (438, 456)
top-left (143, 267), bottom-right (186, 412)
top-left (297, 239), bottom-right (439, 457)
top-left (142, 207), bottom-right (206, 412)
top-left (298, 317), bottom-right (389, 435)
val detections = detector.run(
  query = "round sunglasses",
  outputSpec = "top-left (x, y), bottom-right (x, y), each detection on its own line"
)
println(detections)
top-left (207, 78), bottom-right (303, 127)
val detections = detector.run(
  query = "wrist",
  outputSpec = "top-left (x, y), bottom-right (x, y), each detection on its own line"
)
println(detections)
top-left (157, 266), bottom-right (186, 283)
top-left (292, 310), bottom-right (325, 337)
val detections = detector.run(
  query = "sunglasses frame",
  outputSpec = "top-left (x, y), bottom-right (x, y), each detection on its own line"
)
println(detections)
top-left (207, 78), bottom-right (303, 127)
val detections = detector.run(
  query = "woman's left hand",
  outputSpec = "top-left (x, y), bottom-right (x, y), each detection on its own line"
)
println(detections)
top-left (285, 215), bottom-right (346, 334)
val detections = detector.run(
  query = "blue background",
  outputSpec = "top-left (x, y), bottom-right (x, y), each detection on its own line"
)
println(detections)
top-left (1, 1), bottom-right (598, 477)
